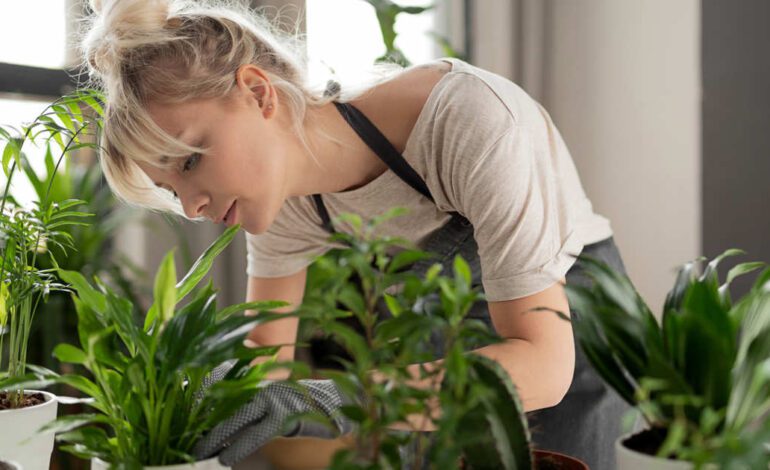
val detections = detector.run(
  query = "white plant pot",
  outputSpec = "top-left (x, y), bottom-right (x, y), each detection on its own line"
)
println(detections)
top-left (616, 430), bottom-right (716, 470)
top-left (0, 460), bottom-right (23, 470)
top-left (92, 457), bottom-right (229, 469)
top-left (0, 390), bottom-right (57, 469)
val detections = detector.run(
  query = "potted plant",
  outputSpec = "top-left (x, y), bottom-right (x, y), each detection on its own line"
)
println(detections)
top-left (0, 90), bottom-right (103, 468)
top-left (13, 224), bottom-right (296, 469)
top-left (538, 249), bottom-right (770, 468)
top-left (263, 209), bottom-right (589, 469)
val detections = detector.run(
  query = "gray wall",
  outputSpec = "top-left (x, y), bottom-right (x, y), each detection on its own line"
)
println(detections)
top-left (702, 0), bottom-right (770, 295)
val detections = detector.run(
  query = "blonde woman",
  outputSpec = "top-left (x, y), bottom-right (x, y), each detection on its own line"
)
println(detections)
top-left (82, 0), bottom-right (631, 468)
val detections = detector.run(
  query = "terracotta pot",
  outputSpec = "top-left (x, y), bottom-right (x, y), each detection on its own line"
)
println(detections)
top-left (0, 390), bottom-right (58, 469)
top-left (92, 457), bottom-right (228, 469)
top-left (235, 436), bottom-right (356, 470)
top-left (533, 449), bottom-right (589, 469)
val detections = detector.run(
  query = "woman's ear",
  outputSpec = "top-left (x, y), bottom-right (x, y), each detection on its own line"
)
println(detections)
top-left (235, 64), bottom-right (273, 112)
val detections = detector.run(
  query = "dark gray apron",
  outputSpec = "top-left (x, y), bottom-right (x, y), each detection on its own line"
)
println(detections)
top-left (308, 96), bottom-right (630, 470)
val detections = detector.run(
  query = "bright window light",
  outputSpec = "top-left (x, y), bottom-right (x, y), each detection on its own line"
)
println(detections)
top-left (305, 0), bottom-right (436, 86)
top-left (0, 0), bottom-right (67, 69)
top-left (0, 97), bottom-right (63, 209)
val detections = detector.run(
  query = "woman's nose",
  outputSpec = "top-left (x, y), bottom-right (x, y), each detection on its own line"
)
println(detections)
top-left (180, 190), bottom-right (210, 219)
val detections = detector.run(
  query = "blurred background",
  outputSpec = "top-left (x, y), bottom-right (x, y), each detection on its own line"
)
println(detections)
top-left (1, 0), bottom-right (768, 467)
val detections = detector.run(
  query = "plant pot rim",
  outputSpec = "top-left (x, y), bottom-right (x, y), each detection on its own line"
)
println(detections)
top-left (0, 460), bottom-right (22, 470)
top-left (92, 456), bottom-right (224, 468)
top-left (533, 449), bottom-right (590, 469)
top-left (617, 428), bottom-right (704, 469)
top-left (0, 389), bottom-right (56, 414)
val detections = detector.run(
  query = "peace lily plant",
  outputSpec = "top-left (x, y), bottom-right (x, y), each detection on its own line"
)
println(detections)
top-left (0, 90), bottom-right (103, 468)
top-left (9, 224), bottom-right (296, 469)
top-left (540, 249), bottom-right (770, 469)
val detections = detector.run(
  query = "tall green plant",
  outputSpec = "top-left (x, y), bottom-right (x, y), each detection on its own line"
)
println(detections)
top-left (299, 208), bottom-right (533, 469)
top-left (0, 90), bottom-right (104, 408)
top-left (19, 138), bottom-right (145, 376)
top-left (9, 225), bottom-right (293, 466)
top-left (358, 0), bottom-right (465, 67)
top-left (538, 249), bottom-right (770, 467)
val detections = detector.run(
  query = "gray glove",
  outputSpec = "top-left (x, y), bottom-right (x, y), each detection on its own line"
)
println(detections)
top-left (193, 372), bottom-right (357, 466)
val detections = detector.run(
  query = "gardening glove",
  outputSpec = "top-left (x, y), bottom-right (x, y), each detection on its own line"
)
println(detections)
top-left (193, 371), bottom-right (357, 466)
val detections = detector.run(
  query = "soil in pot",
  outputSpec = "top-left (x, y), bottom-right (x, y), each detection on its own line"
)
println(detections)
top-left (533, 450), bottom-right (590, 470)
top-left (622, 427), bottom-right (673, 459)
top-left (0, 390), bottom-right (46, 409)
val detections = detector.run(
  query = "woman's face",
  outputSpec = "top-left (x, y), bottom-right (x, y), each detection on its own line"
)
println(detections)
top-left (137, 67), bottom-right (292, 235)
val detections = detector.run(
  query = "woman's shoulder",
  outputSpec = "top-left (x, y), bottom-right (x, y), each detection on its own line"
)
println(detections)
top-left (350, 59), bottom-right (453, 154)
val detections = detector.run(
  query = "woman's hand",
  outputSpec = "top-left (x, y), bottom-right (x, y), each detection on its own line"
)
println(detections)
top-left (194, 375), bottom-right (356, 466)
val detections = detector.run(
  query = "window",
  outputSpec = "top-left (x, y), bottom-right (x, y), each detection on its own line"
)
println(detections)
top-left (0, 97), bottom-right (59, 208)
top-left (305, 0), bottom-right (436, 86)
top-left (1, 0), bottom-right (75, 208)
top-left (0, 1), bottom-right (68, 69)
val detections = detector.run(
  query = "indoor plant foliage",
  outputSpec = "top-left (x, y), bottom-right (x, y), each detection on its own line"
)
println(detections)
top-left (0, 90), bottom-right (104, 406)
top-left (16, 225), bottom-right (289, 467)
top-left (541, 249), bottom-right (770, 468)
top-left (299, 208), bottom-right (552, 469)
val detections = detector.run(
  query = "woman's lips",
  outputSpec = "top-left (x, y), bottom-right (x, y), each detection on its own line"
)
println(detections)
top-left (223, 201), bottom-right (237, 226)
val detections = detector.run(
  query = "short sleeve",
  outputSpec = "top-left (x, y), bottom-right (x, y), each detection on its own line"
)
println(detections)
top-left (245, 198), bottom-right (332, 278)
top-left (452, 125), bottom-right (583, 302)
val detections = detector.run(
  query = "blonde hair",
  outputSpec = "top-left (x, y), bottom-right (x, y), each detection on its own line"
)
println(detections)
top-left (80, 0), bottom-right (405, 216)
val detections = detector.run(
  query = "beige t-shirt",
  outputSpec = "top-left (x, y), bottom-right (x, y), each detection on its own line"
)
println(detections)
top-left (246, 57), bottom-right (613, 302)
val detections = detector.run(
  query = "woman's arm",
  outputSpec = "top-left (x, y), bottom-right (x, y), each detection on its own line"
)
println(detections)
top-left (477, 277), bottom-right (574, 410)
top-left (245, 267), bottom-right (308, 380)
top-left (380, 277), bottom-right (574, 431)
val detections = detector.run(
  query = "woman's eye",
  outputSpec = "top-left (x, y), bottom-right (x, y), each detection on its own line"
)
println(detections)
top-left (182, 152), bottom-right (201, 172)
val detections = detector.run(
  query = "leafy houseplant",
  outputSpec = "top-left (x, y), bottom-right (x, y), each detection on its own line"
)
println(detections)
top-left (542, 249), bottom-right (770, 468)
top-left (15, 224), bottom-right (290, 468)
top-left (0, 90), bottom-right (104, 468)
top-left (280, 209), bottom-right (588, 470)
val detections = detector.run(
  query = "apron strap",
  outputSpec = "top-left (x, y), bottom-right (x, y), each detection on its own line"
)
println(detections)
top-left (311, 97), bottom-right (469, 234)
top-left (331, 101), bottom-right (435, 202)
top-left (312, 193), bottom-right (335, 234)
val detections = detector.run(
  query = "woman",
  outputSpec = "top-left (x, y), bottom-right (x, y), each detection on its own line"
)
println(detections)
top-left (83, 0), bottom-right (631, 468)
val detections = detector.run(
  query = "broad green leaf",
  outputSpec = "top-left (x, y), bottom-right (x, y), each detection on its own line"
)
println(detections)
top-left (40, 413), bottom-right (109, 434)
top-left (53, 344), bottom-right (88, 365)
top-left (176, 224), bottom-right (239, 301)
top-left (58, 269), bottom-right (106, 312)
top-left (154, 249), bottom-right (177, 325)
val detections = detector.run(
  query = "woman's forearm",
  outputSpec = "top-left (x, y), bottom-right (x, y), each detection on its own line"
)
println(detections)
top-left (376, 336), bottom-right (574, 432)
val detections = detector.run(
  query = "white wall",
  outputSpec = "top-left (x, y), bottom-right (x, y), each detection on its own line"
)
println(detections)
top-left (470, 0), bottom-right (701, 313)
top-left (542, 0), bottom-right (701, 313)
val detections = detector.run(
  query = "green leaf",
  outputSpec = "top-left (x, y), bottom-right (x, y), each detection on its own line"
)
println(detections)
top-left (53, 344), bottom-right (88, 365)
top-left (387, 249), bottom-right (434, 274)
top-left (383, 293), bottom-right (402, 317)
top-left (175, 224), bottom-right (238, 302)
top-left (154, 249), bottom-right (178, 326)
top-left (453, 255), bottom-right (471, 286)
top-left (216, 299), bottom-right (289, 320)
top-left (458, 355), bottom-right (533, 470)
top-left (39, 413), bottom-right (109, 434)
top-left (58, 269), bottom-right (107, 312)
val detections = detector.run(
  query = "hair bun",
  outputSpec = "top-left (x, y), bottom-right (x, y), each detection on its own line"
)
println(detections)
top-left (83, 0), bottom-right (172, 77)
